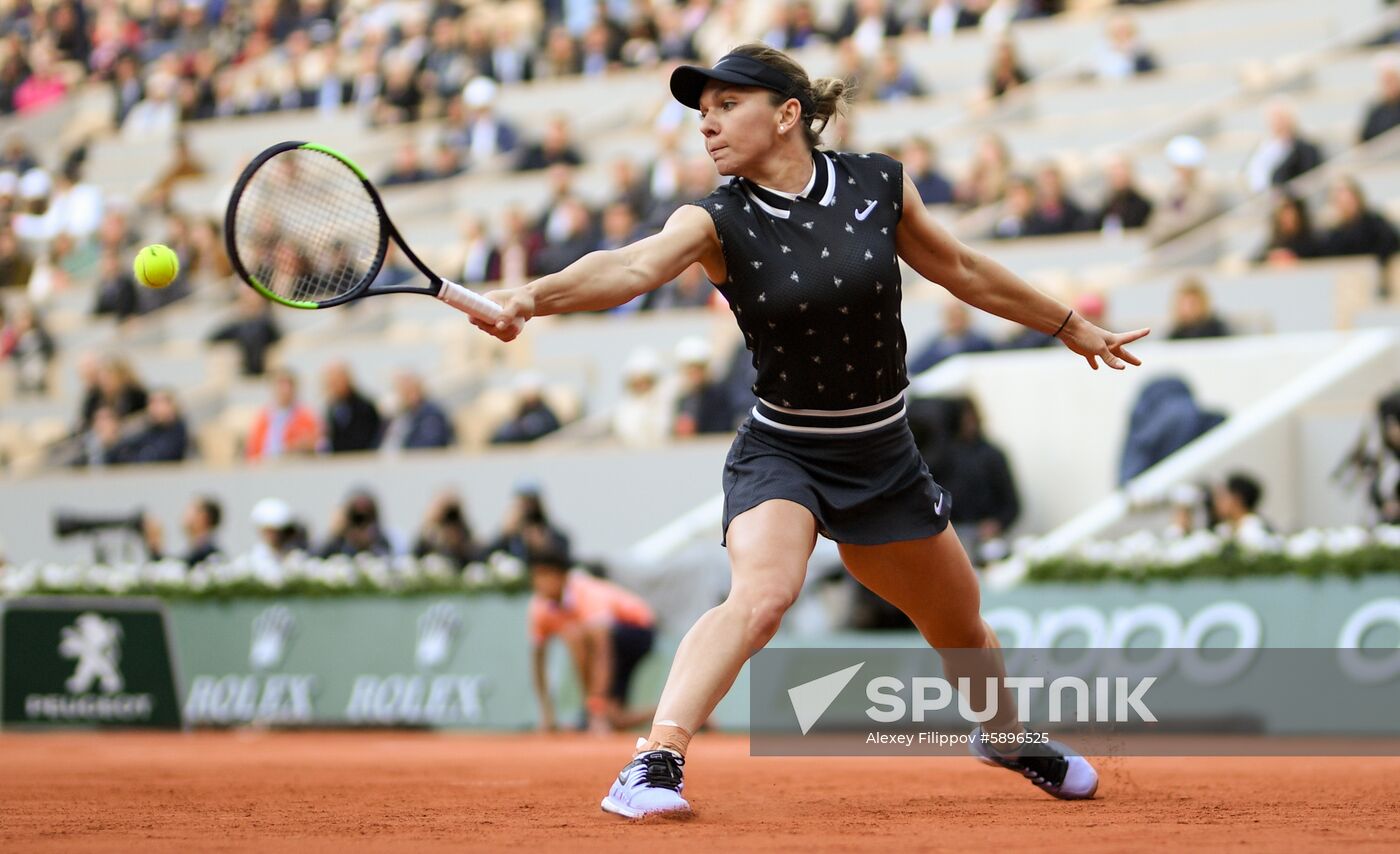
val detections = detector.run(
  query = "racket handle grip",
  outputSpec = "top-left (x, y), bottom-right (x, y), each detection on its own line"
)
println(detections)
top-left (437, 279), bottom-right (504, 324)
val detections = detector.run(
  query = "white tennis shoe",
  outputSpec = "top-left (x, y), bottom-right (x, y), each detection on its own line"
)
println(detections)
top-left (600, 750), bottom-right (691, 819)
top-left (969, 727), bottom-right (1099, 800)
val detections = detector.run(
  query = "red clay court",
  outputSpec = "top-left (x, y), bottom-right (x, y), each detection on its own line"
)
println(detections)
top-left (3, 732), bottom-right (1399, 852)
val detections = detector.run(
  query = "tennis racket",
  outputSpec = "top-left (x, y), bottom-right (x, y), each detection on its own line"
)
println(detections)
top-left (223, 140), bottom-right (510, 326)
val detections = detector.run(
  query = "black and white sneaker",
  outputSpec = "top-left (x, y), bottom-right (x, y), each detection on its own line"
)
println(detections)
top-left (600, 750), bottom-right (691, 819)
top-left (969, 727), bottom-right (1099, 800)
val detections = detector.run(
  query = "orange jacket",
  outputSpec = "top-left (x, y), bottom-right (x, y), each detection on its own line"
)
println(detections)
top-left (246, 405), bottom-right (322, 461)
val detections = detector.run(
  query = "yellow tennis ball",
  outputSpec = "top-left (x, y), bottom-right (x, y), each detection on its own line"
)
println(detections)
top-left (134, 244), bottom-right (179, 288)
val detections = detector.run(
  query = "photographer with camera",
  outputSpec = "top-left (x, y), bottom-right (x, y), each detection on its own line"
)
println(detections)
top-left (140, 495), bottom-right (223, 565)
top-left (413, 490), bottom-right (482, 569)
top-left (485, 481), bottom-right (571, 563)
top-left (318, 487), bottom-right (395, 558)
top-left (1336, 389), bottom-right (1400, 525)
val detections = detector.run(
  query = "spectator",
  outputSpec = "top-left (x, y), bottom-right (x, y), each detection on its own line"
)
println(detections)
top-left (986, 38), bottom-right (1029, 100)
top-left (249, 497), bottom-right (308, 574)
top-left (1316, 176), bottom-right (1400, 265)
top-left (372, 56), bottom-right (424, 126)
top-left (871, 47), bottom-right (924, 101)
top-left (491, 374), bottom-right (563, 444)
top-left (110, 53), bottom-right (144, 127)
top-left (208, 287), bottom-right (282, 376)
top-left (835, 0), bottom-right (899, 60)
top-left (528, 545), bottom-right (657, 733)
top-left (0, 223), bottom-right (34, 289)
top-left (991, 177), bottom-right (1035, 239)
top-left (534, 196), bottom-right (596, 276)
top-left (73, 405), bottom-right (126, 468)
top-left (763, 1), bottom-right (826, 51)
top-left (381, 370), bottom-right (455, 451)
top-left (121, 70), bottom-right (178, 142)
top-left (146, 495), bottom-right (223, 565)
top-left (928, 396), bottom-right (1020, 565)
top-left (381, 140), bottom-right (433, 187)
top-left (672, 337), bottom-right (732, 437)
top-left (489, 22), bottom-right (536, 84)
top-left (1245, 99), bottom-right (1324, 193)
top-left (1094, 13), bottom-right (1157, 80)
top-left (909, 303), bottom-right (997, 373)
top-left (430, 142), bottom-right (464, 180)
top-left (13, 168), bottom-right (55, 244)
top-left (88, 355), bottom-right (148, 427)
top-left (1367, 390), bottom-right (1400, 524)
top-left (1168, 277), bottom-right (1231, 340)
top-left (1096, 153), bottom-right (1154, 231)
top-left (956, 133), bottom-right (1013, 209)
top-left (497, 206), bottom-right (535, 283)
top-left (901, 137), bottom-right (955, 205)
top-left (654, 4), bottom-right (701, 59)
top-left (486, 481), bottom-right (572, 562)
top-left (15, 42), bottom-right (67, 114)
top-left (0, 135), bottom-right (38, 174)
top-left (613, 348), bottom-right (671, 446)
top-left (1, 301), bottom-right (54, 394)
top-left (596, 200), bottom-right (642, 253)
top-left (414, 490), bottom-right (481, 567)
top-left (1360, 54), bottom-right (1400, 143)
top-left (1164, 483), bottom-right (1206, 539)
top-left (178, 495), bottom-right (223, 565)
top-left (1254, 193), bottom-right (1321, 266)
top-left (47, 159), bottom-right (104, 242)
top-left (646, 154), bottom-right (717, 230)
top-left (535, 25), bottom-right (582, 80)
top-left (515, 115), bottom-right (584, 172)
top-left (1118, 376), bottom-right (1225, 484)
top-left (319, 488), bottom-right (394, 558)
top-left (118, 387), bottom-right (189, 464)
top-left (246, 368), bottom-right (321, 461)
top-left (92, 249), bottom-right (141, 321)
top-left (453, 215), bottom-right (501, 285)
top-left (1148, 135), bottom-right (1224, 246)
top-left (1211, 472), bottom-right (1273, 541)
top-left (322, 361), bottom-right (381, 453)
top-left (1026, 163), bottom-right (1093, 235)
top-left (925, 0), bottom-right (984, 39)
top-left (606, 156), bottom-right (654, 222)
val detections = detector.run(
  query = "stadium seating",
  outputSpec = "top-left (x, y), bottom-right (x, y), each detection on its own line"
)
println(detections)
top-left (2, 0), bottom-right (1399, 570)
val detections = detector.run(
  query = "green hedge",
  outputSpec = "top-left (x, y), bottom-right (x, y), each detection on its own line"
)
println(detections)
top-left (1026, 544), bottom-right (1400, 584)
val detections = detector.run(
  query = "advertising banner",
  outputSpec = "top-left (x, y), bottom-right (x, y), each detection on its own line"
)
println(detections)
top-left (168, 595), bottom-right (534, 728)
top-left (0, 597), bottom-right (182, 729)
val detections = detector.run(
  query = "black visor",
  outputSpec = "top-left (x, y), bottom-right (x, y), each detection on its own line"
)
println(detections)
top-left (670, 52), bottom-right (815, 114)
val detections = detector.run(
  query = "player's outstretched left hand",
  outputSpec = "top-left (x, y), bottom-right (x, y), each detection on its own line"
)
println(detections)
top-left (1059, 316), bottom-right (1150, 371)
top-left (472, 287), bottom-right (535, 342)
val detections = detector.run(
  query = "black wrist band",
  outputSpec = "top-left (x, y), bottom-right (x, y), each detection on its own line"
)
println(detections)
top-left (1053, 309), bottom-right (1074, 339)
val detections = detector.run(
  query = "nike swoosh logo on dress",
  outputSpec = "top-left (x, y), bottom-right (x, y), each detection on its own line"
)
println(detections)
top-left (855, 200), bottom-right (878, 221)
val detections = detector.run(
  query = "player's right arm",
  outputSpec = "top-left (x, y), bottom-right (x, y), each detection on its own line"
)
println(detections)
top-left (473, 205), bottom-right (720, 341)
top-left (531, 641), bottom-right (555, 732)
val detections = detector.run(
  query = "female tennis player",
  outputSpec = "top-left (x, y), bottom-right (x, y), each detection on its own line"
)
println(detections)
top-left (474, 43), bottom-right (1149, 817)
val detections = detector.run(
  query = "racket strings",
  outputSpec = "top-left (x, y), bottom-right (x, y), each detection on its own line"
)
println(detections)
top-left (232, 148), bottom-right (384, 303)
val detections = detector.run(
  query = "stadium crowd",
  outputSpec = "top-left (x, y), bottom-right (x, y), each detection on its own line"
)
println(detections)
top-left (0, 0), bottom-right (1398, 574)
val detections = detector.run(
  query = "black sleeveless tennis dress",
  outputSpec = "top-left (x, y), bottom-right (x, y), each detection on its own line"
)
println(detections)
top-left (690, 150), bottom-right (952, 545)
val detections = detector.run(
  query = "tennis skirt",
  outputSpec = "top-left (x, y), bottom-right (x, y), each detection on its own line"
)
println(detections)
top-left (721, 410), bottom-right (953, 546)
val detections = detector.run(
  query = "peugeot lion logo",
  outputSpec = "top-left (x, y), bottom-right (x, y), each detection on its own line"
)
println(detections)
top-left (60, 612), bottom-right (125, 694)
